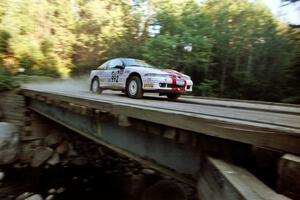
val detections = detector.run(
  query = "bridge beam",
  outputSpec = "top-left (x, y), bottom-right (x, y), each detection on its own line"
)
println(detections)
top-left (29, 99), bottom-right (201, 185)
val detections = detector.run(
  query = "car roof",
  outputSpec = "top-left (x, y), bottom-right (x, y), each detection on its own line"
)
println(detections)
top-left (117, 58), bottom-right (139, 62)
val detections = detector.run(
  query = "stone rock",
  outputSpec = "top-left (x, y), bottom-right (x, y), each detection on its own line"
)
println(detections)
top-left (162, 175), bottom-right (172, 180)
top-left (47, 153), bottom-right (60, 166)
top-left (16, 192), bottom-right (33, 200)
top-left (24, 194), bottom-right (43, 200)
top-left (48, 188), bottom-right (56, 194)
top-left (97, 147), bottom-right (105, 156)
top-left (19, 143), bottom-right (35, 163)
top-left (44, 131), bottom-right (62, 147)
top-left (28, 140), bottom-right (42, 148)
top-left (0, 122), bottom-right (19, 164)
top-left (31, 147), bottom-right (53, 167)
top-left (0, 171), bottom-right (4, 181)
top-left (141, 168), bottom-right (155, 175)
top-left (13, 163), bottom-right (23, 168)
top-left (21, 126), bottom-right (48, 141)
top-left (55, 141), bottom-right (69, 155)
top-left (142, 180), bottom-right (186, 200)
top-left (45, 195), bottom-right (54, 200)
top-left (71, 157), bottom-right (88, 166)
top-left (56, 187), bottom-right (65, 194)
top-left (67, 143), bottom-right (78, 157)
top-left (26, 123), bottom-right (48, 139)
top-left (126, 174), bottom-right (147, 199)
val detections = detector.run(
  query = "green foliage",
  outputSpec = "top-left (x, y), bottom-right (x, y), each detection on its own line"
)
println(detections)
top-left (72, 0), bottom-right (139, 74)
top-left (0, 67), bottom-right (19, 91)
top-left (282, 28), bottom-right (300, 103)
top-left (142, 0), bottom-right (213, 85)
top-left (0, 0), bottom-right (76, 78)
top-left (142, 34), bottom-right (178, 67)
top-left (196, 79), bottom-right (218, 96)
top-left (0, 0), bottom-right (299, 102)
top-left (0, 30), bottom-right (10, 54)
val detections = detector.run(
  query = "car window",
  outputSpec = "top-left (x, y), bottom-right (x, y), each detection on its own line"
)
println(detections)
top-left (107, 59), bottom-right (123, 69)
top-left (98, 61), bottom-right (109, 70)
top-left (122, 59), bottom-right (154, 68)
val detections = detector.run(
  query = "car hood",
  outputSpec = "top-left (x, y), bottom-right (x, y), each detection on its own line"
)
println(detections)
top-left (127, 67), bottom-right (190, 79)
top-left (161, 69), bottom-right (189, 78)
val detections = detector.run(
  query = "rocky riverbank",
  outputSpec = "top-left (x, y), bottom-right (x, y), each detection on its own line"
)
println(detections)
top-left (0, 91), bottom-right (197, 200)
top-left (0, 158), bottom-right (196, 200)
top-left (0, 121), bottom-right (197, 200)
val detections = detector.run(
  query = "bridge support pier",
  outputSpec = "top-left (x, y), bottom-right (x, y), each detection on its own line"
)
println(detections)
top-left (277, 154), bottom-right (300, 199)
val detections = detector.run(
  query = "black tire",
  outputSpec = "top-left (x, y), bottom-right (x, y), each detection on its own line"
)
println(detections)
top-left (167, 93), bottom-right (180, 99)
top-left (90, 77), bottom-right (102, 94)
top-left (126, 76), bottom-right (144, 99)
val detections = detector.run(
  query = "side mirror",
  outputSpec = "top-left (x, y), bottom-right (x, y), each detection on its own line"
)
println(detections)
top-left (115, 65), bottom-right (124, 69)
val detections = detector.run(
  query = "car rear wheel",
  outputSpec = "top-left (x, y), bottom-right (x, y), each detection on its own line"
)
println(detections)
top-left (91, 77), bottom-right (102, 94)
top-left (167, 93), bottom-right (180, 99)
top-left (126, 76), bottom-right (143, 99)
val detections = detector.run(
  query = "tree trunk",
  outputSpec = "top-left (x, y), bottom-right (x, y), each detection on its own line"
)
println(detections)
top-left (235, 53), bottom-right (240, 72)
top-left (220, 65), bottom-right (226, 94)
top-left (247, 47), bottom-right (253, 76)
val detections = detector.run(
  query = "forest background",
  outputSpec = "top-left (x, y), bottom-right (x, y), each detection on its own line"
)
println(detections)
top-left (0, 0), bottom-right (299, 103)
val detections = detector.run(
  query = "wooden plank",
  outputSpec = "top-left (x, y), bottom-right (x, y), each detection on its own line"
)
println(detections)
top-left (181, 96), bottom-right (300, 115)
top-left (21, 89), bottom-right (300, 154)
top-left (197, 156), bottom-right (290, 200)
top-left (116, 105), bottom-right (300, 154)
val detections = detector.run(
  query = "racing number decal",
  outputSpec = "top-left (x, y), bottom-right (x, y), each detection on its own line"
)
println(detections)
top-left (111, 71), bottom-right (119, 82)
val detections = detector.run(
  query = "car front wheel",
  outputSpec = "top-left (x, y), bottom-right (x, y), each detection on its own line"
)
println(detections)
top-left (91, 77), bottom-right (102, 94)
top-left (167, 93), bottom-right (180, 99)
top-left (126, 76), bottom-right (143, 99)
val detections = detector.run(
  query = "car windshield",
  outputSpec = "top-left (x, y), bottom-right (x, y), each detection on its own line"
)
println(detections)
top-left (122, 59), bottom-right (154, 68)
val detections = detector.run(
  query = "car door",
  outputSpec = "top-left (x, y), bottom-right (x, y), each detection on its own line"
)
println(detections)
top-left (96, 60), bottom-right (110, 88)
top-left (105, 59), bottom-right (124, 89)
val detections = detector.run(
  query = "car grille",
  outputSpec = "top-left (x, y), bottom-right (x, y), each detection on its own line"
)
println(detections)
top-left (159, 83), bottom-right (187, 89)
top-left (167, 84), bottom-right (185, 88)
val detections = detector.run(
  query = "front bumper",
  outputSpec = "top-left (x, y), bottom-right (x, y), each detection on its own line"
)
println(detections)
top-left (142, 77), bottom-right (193, 93)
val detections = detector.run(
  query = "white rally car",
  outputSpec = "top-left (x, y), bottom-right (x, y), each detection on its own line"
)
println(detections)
top-left (89, 58), bottom-right (193, 99)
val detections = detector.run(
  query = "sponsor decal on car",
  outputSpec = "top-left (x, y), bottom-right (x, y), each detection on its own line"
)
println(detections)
top-left (144, 83), bottom-right (154, 88)
top-left (176, 79), bottom-right (185, 86)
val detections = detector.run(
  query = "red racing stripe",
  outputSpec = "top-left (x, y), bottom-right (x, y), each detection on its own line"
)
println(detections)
top-left (180, 80), bottom-right (187, 92)
top-left (172, 76), bottom-right (177, 91)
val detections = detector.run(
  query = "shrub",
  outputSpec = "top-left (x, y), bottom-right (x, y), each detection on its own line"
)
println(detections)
top-left (195, 79), bottom-right (218, 96)
top-left (0, 68), bottom-right (19, 91)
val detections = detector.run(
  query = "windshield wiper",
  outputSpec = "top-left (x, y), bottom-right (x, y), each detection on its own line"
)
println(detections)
top-left (127, 64), bottom-right (141, 66)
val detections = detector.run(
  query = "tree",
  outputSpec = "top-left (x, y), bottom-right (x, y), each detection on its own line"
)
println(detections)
top-left (142, 0), bottom-right (213, 85)
top-left (201, 0), bottom-right (297, 101)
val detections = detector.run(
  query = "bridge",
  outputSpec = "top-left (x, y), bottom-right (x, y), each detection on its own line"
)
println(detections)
top-left (20, 85), bottom-right (300, 200)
